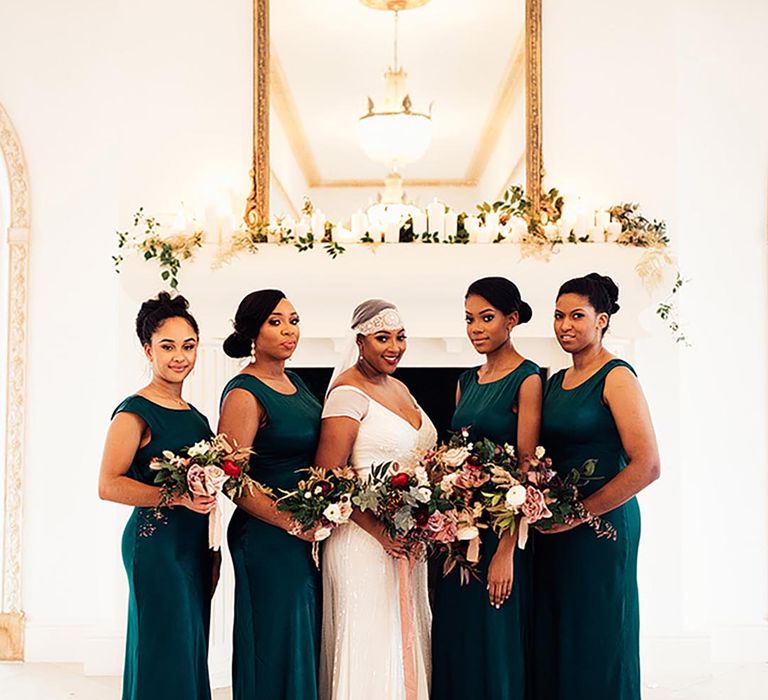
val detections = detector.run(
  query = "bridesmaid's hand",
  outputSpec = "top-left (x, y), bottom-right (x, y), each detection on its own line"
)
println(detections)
top-left (172, 493), bottom-right (217, 514)
top-left (535, 519), bottom-right (582, 535)
top-left (487, 542), bottom-right (515, 609)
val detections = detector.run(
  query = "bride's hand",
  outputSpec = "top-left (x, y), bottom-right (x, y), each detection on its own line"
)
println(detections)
top-left (374, 528), bottom-right (407, 559)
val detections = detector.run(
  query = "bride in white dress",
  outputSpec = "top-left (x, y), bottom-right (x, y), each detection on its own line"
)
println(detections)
top-left (314, 300), bottom-right (437, 700)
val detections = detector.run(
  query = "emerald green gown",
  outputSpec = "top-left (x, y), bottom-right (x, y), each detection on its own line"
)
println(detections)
top-left (432, 359), bottom-right (542, 700)
top-left (222, 371), bottom-right (322, 700)
top-left (533, 359), bottom-right (641, 700)
top-left (115, 395), bottom-right (214, 700)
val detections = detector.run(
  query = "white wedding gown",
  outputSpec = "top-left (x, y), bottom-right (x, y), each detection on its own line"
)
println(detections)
top-left (319, 385), bottom-right (437, 700)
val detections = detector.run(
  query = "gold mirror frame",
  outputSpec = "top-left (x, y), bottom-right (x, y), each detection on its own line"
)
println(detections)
top-left (246, 0), bottom-right (543, 226)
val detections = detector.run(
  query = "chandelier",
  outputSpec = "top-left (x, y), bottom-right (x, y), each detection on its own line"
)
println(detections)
top-left (358, 1), bottom-right (433, 170)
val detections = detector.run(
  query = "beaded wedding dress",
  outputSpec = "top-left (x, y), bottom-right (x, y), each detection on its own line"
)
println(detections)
top-left (319, 385), bottom-right (437, 700)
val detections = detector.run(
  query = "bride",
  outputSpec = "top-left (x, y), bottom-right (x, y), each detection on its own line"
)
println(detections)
top-left (315, 299), bottom-right (436, 700)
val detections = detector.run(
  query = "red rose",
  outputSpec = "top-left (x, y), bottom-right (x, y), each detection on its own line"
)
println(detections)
top-left (414, 508), bottom-right (430, 527)
top-left (466, 455), bottom-right (480, 467)
top-left (389, 472), bottom-right (410, 489)
top-left (222, 460), bottom-right (242, 478)
top-left (317, 481), bottom-right (332, 495)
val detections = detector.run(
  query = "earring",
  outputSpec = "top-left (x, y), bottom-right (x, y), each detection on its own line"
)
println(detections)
top-left (250, 340), bottom-right (257, 364)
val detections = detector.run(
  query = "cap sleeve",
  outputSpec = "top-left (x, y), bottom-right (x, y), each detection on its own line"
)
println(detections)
top-left (322, 386), bottom-right (370, 422)
top-left (111, 395), bottom-right (155, 430)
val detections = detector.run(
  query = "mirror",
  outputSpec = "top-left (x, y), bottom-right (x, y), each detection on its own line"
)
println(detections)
top-left (249, 0), bottom-right (542, 225)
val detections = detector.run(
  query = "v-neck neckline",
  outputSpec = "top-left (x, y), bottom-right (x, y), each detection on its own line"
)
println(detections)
top-left (337, 385), bottom-right (423, 432)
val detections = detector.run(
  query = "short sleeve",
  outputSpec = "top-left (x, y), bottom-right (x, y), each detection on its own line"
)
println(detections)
top-left (322, 386), bottom-right (370, 422)
top-left (111, 396), bottom-right (153, 429)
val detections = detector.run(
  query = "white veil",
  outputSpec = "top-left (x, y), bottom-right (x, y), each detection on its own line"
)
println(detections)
top-left (325, 299), bottom-right (403, 397)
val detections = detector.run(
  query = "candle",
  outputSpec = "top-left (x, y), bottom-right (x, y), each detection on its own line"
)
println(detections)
top-left (426, 199), bottom-right (445, 240)
top-left (444, 210), bottom-right (458, 239)
top-left (485, 211), bottom-right (500, 238)
top-left (558, 220), bottom-right (572, 240)
top-left (606, 221), bottom-right (622, 241)
top-left (351, 210), bottom-right (367, 239)
top-left (220, 212), bottom-right (235, 242)
top-left (596, 210), bottom-right (610, 230)
top-left (512, 217), bottom-right (528, 242)
top-left (587, 226), bottom-right (603, 241)
top-left (477, 226), bottom-right (493, 244)
top-left (333, 226), bottom-right (358, 244)
top-left (544, 222), bottom-right (559, 241)
top-left (573, 213), bottom-right (587, 238)
top-left (465, 216), bottom-right (480, 243)
top-left (411, 211), bottom-right (427, 236)
top-left (384, 221), bottom-right (400, 243)
top-left (311, 210), bottom-right (326, 236)
top-left (294, 220), bottom-right (309, 240)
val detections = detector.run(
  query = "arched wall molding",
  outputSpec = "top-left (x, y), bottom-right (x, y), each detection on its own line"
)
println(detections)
top-left (0, 102), bottom-right (30, 661)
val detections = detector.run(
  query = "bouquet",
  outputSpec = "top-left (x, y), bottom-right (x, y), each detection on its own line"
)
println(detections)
top-left (484, 447), bottom-right (617, 544)
top-left (275, 465), bottom-right (359, 564)
top-left (148, 433), bottom-right (255, 549)
top-left (422, 430), bottom-right (616, 582)
top-left (353, 461), bottom-right (457, 555)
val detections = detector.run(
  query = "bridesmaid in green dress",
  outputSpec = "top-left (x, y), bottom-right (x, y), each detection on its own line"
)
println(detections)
top-left (533, 273), bottom-right (660, 700)
top-left (98, 292), bottom-right (216, 700)
top-left (432, 277), bottom-right (543, 700)
top-left (218, 289), bottom-right (322, 700)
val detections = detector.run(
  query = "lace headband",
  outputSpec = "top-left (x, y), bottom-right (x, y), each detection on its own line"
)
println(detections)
top-left (352, 307), bottom-right (404, 336)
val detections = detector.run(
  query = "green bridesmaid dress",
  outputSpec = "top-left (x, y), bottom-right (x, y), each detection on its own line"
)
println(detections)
top-left (115, 395), bottom-right (214, 700)
top-left (533, 359), bottom-right (641, 700)
top-left (222, 371), bottom-right (322, 700)
top-left (432, 359), bottom-right (542, 700)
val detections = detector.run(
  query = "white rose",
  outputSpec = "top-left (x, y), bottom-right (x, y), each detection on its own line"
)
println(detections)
top-left (443, 447), bottom-right (470, 468)
top-left (505, 485), bottom-right (527, 509)
top-left (314, 527), bottom-right (332, 541)
top-left (414, 466), bottom-right (430, 486)
top-left (187, 441), bottom-right (209, 457)
top-left (323, 503), bottom-right (344, 524)
top-left (504, 444), bottom-right (516, 458)
top-left (304, 492), bottom-right (312, 500)
top-left (162, 450), bottom-right (176, 460)
top-left (535, 446), bottom-right (546, 460)
top-left (456, 525), bottom-right (479, 541)
top-left (416, 486), bottom-right (432, 503)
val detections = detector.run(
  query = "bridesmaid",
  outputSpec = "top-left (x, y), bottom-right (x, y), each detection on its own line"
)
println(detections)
top-left (532, 273), bottom-right (660, 700)
top-left (432, 276), bottom-right (543, 700)
top-left (218, 289), bottom-right (322, 700)
top-left (98, 292), bottom-right (216, 700)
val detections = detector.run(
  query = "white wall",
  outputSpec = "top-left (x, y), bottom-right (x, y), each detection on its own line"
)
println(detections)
top-left (0, 0), bottom-right (765, 678)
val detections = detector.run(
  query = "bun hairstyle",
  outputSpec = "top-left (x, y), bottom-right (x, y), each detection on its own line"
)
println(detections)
top-left (558, 272), bottom-right (620, 331)
top-left (223, 289), bottom-right (286, 358)
top-left (465, 276), bottom-right (533, 324)
top-left (135, 291), bottom-right (199, 346)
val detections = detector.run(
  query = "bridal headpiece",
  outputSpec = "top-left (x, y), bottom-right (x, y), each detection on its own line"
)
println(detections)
top-left (351, 299), bottom-right (403, 336)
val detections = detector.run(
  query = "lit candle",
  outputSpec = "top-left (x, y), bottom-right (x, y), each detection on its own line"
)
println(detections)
top-left (573, 213), bottom-right (587, 238)
top-left (411, 211), bottom-right (427, 236)
top-left (384, 221), bottom-right (400, 243)
top-left (444, 210), bottom-right (458, 239)
top-left (427, 199), bottom-right (445, 240)
top-left (558, 220), bottom-right (572, 240)
top-left (294, 220), bottom-right (309, 239)
top-left (311, 210), bottom-right (326, 236)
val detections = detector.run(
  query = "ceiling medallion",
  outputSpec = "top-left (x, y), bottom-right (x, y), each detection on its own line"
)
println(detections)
top-left (359, 0), bottom-right (431, 11)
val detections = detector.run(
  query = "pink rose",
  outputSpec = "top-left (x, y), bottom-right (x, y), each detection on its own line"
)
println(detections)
top-left (521, 486), bottom-right (552, 524)
top-left (186, 465), bottom-right (207, 497)
top-left (428, 511), bottom-right (458, 543)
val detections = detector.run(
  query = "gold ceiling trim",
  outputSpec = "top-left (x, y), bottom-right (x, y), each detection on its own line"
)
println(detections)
top-left (311, 178), bottom-right (474, 189)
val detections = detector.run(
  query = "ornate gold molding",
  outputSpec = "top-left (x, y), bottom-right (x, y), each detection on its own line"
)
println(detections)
top-left (255, 1), bottom-right (543, 209)
top-left (0, 103), bottom-right (30, 660)
top-left (246, 0), bottom-right (270, 227)
top-left (526, 0), bottom-right (543, 210)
